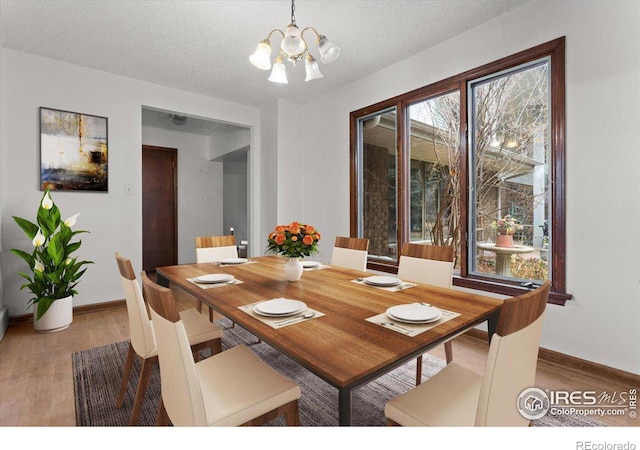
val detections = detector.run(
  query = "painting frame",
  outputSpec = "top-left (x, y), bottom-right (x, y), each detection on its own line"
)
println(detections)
top-left (40, 107), bottom-right (109, 192)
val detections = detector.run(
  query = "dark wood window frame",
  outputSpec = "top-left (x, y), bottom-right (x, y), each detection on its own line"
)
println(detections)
top-left (350, 37), bottom-right (570, 305)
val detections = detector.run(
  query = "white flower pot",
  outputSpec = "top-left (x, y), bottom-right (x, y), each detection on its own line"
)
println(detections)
top-left (33, 295), bottom-right (73, 333)
top-left (284, 258), bottom-right (303, 282)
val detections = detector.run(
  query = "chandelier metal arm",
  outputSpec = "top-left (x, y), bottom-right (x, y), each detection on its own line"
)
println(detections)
top-left (265, 28), bottom-right (285, 41)
top-left (299, 35), bottom-right (312, 57)
top-left (301, 26), bottom-right (321, 41)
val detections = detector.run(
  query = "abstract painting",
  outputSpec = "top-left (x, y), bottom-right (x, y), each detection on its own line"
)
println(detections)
top-left (40, 107), bottom-right (108, 191)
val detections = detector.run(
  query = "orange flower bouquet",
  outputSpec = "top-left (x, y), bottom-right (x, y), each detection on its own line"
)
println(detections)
top-left (267, 222), bottom-right (321, 258)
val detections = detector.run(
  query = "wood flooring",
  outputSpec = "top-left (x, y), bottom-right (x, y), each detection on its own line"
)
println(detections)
top-left (0, 284), bottom-right (637, 427)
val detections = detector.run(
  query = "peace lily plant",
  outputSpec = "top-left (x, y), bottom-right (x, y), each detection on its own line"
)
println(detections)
top-left (11, 189), bottom-right (93, 320)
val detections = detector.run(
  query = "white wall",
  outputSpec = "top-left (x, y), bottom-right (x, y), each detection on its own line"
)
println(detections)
top-left (223, 156), bottom-right (248, 245)
top-left (258, 101), bottom-right (278, 248)
top-left (257, 99), bottom-right (308, 247)
top-left (0, 49), bottom-right (261, 317)
top-left (276, 99), bottom-right (306, 224)
top-left (0, 34), bottom-right (6, 340)
top-left (297, 1), bottom-right (640, 374)
top-left (141, 125), bottom-right (224, 264)
top-left (209, 128), bottom-right (250, 161)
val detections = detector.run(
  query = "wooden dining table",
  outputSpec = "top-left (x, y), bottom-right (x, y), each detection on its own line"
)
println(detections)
top-left (155, 256), bottom-right (503, 426)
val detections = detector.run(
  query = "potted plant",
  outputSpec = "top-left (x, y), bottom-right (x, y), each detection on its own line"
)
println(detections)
top-left (266, 222), bottom-right (321, 281)
top-left (490, 215), bottom-right (524, 248)
top-left (11, 189), bottom-right (93, 332)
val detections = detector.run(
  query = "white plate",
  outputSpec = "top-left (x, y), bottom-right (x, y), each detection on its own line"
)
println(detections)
top-left (387, 310), bottom-right (442, 324)
top-left (219, 258), bottom-right (249, 265)
top-left (194, 273), bottom-right (235, 284)
top-left (254, 299), bottom-right (307, 317)
top-left (363, 275), bottom-right (400, 287)
top-left (302, 261), bottom-right (321, 269)
top-left (386, 304), bottom-right (442, 323)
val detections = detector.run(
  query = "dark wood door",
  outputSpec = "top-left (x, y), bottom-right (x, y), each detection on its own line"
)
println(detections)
top-left (142, 145), bottom-right (177, 272)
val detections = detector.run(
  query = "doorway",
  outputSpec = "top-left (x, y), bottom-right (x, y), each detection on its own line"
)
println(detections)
top-left (142, 145), bottom-right (178, 272)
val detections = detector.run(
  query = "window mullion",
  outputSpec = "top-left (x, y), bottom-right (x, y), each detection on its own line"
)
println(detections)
top-left (397, 103), bottom-right (408, 261)
top-left (550, 39), bottom-right (566, 294)
top-left (459, 79), bottom-right (470, 276)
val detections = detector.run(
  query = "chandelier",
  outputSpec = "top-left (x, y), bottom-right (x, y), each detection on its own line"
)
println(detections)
top-left (249, 0), bottom-right (340, 84)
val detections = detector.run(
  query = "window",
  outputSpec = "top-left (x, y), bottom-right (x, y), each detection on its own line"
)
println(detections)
top-left (408, 91), bottom-right (461, 262)
top-left (350, 38), bottom-right (569, 303)
top-left (469, 60), bottom-right (551, 283)
top-left (357, 108), bottom-right (398, 262)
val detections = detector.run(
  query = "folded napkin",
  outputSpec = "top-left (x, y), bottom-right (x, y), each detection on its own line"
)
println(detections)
top-left (365, 307), bottom-right (460, 337)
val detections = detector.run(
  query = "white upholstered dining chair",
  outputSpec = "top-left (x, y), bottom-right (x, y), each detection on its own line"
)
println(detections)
top-left (330, 236), bottom-right (370, 272)
top-left (114, 252), bottom-right (223, 425)
top-left (141, 271), bottom-right (301, 426)
top-left (385, 280), bottom-right (550, 426)
top-left (195, 235), bottom-right (237, 322)
top-left (397, 243), bottom-right (455, 385)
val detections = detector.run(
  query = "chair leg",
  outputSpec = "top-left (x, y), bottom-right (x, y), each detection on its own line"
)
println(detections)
top-left (115, 342), bottom-right (136, 408)
top-left (129, 356), bottom-right (158, 426)
top-left (208, 306), bottom-right (214, 323)
top-left (191, 340), bottom-right (219, 361)
top-left (196, 299), bottom-right (203, 313)
top-left (444, 341), bottom-right (453, 364)
top-left (156, 399), bottom-right (170, 426)
top-left (285, 400), bottom-right (300, 426)
top-left (211, 337), bottom-right (222, 356)
top-left (416, 343), bottom-right (452, 385)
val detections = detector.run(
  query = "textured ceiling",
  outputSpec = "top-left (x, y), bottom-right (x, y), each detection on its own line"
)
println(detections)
top-left (0, 0), bottom-right (530, 107)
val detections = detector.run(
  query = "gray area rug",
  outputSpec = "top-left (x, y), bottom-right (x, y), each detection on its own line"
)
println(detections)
top-left (72, 319), bottom-right (606, 427)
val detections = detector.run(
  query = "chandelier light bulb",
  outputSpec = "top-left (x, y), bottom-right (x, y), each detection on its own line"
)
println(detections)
top-left (305, 54), bottom-right (323, 81)
top-left (250, 40), bottom-right (273, 70)
top-left (281, 23), bottom-right (307, 57)
top-left (250, 41), bottom-right (273, 70)
top-left (317, 35), bottom-right (340, 64)
top-left (268, 55), bottom-right (288, 84)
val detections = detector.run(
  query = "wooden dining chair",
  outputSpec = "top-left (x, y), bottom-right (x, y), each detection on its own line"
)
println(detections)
top-left (114, 252), bottom-right (223, 425)
top-left (140, 271), bottom-right (301, 427)
top-left (385, 280), bottom-right (550, 426)
top-left (195, 235), bottom-right (237, 322)
top-left (397, 243), bottom-right (455, 385)
top-left (330, 236), bottom-right (370, 272)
